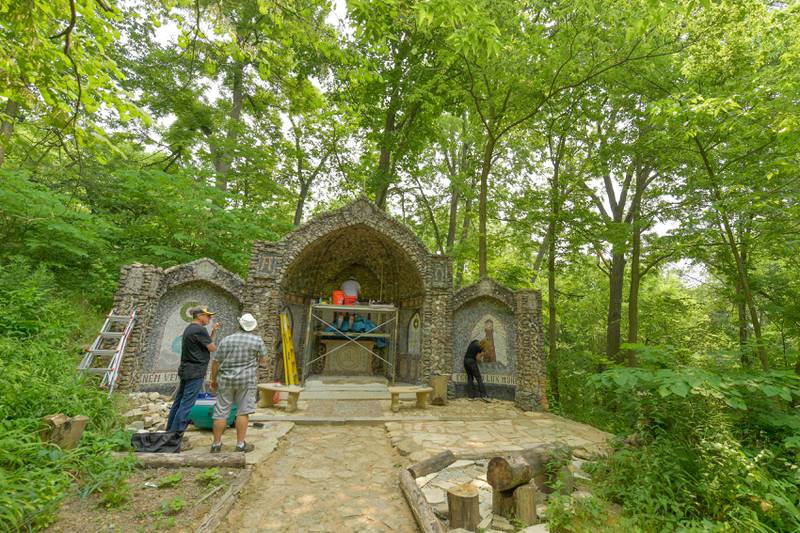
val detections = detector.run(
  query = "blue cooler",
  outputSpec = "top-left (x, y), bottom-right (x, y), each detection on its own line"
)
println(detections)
top-left (188, 392), bottom-right (237, 430)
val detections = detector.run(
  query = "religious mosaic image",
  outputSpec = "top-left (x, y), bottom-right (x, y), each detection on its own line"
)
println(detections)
top-left (155, 300), bottom-right (203, 371)
top-left (469, 314), bottom-right (508, 366)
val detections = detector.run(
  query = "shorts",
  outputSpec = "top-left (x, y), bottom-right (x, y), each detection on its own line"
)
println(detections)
top-left (213, 386), bottom-right (256, 419)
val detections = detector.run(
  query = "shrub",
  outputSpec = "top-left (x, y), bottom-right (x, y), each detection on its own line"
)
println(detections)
top-left (0, 259), bottom-right (133, 531)
top-left (579, 345), bottom-right (800, 531)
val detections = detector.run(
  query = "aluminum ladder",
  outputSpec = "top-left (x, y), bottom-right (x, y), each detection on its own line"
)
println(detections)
top-left (78, 309), bottom-right (137, 396)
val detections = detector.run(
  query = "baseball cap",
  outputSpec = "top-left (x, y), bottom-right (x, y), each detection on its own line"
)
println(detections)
top-left (190, 306), bottom-right (215, 318)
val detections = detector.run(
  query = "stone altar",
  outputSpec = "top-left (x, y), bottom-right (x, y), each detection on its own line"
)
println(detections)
top-left (320, 339), bottom-right (375, 375)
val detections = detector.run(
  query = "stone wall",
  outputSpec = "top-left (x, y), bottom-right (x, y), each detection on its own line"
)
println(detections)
top-left (246, 199), bottom-right (453, 386)
top-left (513, 289), bottom-right (547, 411)
top-left (451, 278), bottom-right (517, 400)
top-left (111, 258), bottom-right (245, 391)
top-left (110, 201), bottom-right (545, 400)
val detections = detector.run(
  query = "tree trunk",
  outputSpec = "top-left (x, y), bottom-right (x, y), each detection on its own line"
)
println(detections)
top-left (735, 278), bottom-right (750, 367)
top-left (455, 182), bottom-right (475, 288)
top-left (211, 61), bottom-right (245, 192)
top-left (446, 185), bottom-right (460, 253)
top-left (374, 104), bottom-right (397, 208)
top-left (606, 247), bottom-right (626, 362)
top-left (626, 172), bottom-right (646, 366)
top-left (294, 180), bottom-right (309, 227)
top-left (694, 137), bottom-right (768, 370)
top-left (725, 226), bottom-right (768, 370)
top-left (0, 99), bottom-right (19, 167)
top-left (547, 161), bottom-right (560, 400)
top-left (478, 136), bottom-right (496, 278)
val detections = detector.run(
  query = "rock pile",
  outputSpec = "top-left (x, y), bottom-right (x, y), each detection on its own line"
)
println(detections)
top-left (123, 392), bottom-right (172, 432)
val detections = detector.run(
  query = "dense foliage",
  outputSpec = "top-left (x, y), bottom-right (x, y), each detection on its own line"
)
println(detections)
top-left (0, 260), bottom-right (135, 530)
top-left (1, 0), bottom-right (799, 530)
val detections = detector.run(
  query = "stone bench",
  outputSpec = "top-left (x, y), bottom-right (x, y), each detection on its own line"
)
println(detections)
top-left (257, 384), bottom-right (304, 413)
top-left (388, 386), bottom-right (434, 412)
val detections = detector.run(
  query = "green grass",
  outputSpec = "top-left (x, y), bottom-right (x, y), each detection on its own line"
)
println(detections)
top-left (0, 258), bottom-right (134, 531)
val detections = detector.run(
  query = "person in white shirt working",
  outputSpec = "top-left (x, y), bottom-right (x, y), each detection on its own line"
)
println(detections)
top-left (336, 278), bottom-right (361, 331)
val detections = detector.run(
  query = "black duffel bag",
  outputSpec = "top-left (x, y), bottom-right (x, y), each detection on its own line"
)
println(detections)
top-left (131, 431), bottom-right (184, 453)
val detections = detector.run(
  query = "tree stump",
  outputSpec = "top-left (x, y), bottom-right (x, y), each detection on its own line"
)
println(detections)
top-left (447, 483), bottom-right (480, 531)
top-left (492, 487), bottom-right (515, 518)
top-left (513, 482), bottom-right (538, 525)
top-left (487, 455), bottom-right (533, 491)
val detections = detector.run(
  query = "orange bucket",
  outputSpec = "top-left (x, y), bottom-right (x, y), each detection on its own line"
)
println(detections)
top-left (344, 295), bottom-right (357, 306)
top-left (332, 290), bottom-right (345, 305)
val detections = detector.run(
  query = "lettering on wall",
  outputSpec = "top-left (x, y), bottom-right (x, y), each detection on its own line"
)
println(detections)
top-left (452, 373), bottom-right (516, 385)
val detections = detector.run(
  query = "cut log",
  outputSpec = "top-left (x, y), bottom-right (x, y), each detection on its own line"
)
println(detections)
top-left (399, 469), bottom-right (446, 533)
top-left (513, 482), bottom-right (538, 526)
top-left (408, 449), bottom-right (457, 478)
top-left (115, 452), bottom-right (246, 469)
top-left (447, 483), bottom-right (480, 531)
top-left (487, 455), bottom-right (532, 491)
top-left (487, 444), bottom-right (573, 494)
top-left (491, 487), bottom-right (515, 518)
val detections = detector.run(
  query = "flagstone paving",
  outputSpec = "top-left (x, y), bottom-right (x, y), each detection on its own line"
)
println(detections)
top-left (384, 403), bottom-right (611, 462)
top-left (220, 425), bottom-right (417, 532)
top-left (212, 400), bottom-right (610, 532)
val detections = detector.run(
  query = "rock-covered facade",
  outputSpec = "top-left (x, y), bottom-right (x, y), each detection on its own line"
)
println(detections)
top-left (110, 199), bottom-right (546, 409)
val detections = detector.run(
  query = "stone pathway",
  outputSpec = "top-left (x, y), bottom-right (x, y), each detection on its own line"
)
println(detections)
top-left (221, 425), bottom-right (417, 532)
top-left (181, 421), bottom-right (294, 465)
top-left (387, 409), bottom-right (610, 462)
top-left (304, 399), bottom-right (384, 418)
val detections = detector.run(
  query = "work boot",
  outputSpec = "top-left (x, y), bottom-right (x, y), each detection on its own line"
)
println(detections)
top-left (480, 397), bottom-right (491, 403)
top-left (210, 442), bottom-right (222, 453)
top-left (235, 442), bottom-right (255, 453)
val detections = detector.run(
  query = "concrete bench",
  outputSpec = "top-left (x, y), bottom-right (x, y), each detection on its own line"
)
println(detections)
top-left (388, 386), bottom-right (434, 412)
top-left (257, 384), bottom-right (304, 413)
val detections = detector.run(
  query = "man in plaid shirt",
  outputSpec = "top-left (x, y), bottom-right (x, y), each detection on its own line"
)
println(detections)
top-left (209, 313), bottom-right (266, 453)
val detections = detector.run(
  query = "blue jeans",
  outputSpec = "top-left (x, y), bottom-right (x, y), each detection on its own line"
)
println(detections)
top-left (166, 377), bottom-right (204, 432)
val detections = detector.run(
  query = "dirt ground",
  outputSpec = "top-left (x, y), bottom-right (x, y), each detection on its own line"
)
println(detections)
top-left (48, 466), bottom-right (241, 533)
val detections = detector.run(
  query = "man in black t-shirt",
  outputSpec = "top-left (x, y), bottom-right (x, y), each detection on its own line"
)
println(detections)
top-left (166, 306), bottom-right (220, 432)
top-left (464, 339), bottom-right (490, 402)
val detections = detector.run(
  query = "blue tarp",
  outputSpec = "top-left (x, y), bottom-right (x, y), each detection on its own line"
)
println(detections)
top-left (323, 315), bottom-right (387, 347)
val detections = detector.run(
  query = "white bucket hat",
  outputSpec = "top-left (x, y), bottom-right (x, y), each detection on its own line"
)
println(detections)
top-left (238, 313), bottom-right (258, 332)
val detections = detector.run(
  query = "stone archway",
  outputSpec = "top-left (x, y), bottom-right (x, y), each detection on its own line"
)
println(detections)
top-left (245, 199), bottom-right (452, 385)
top-left (112, 258), bottom-right (245, 391)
